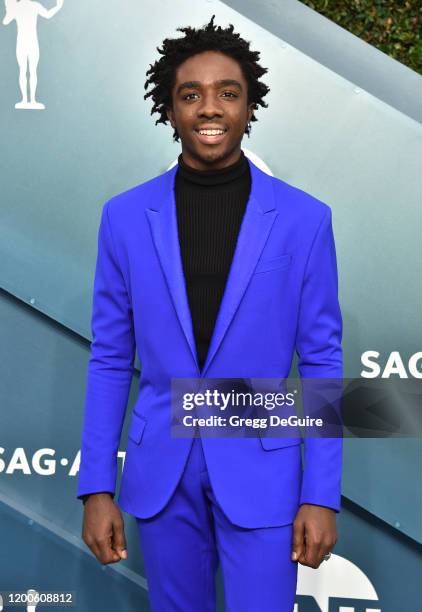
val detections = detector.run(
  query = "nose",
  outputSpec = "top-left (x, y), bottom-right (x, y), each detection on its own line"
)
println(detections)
top-left (197, 90), bottom-right (224, 118)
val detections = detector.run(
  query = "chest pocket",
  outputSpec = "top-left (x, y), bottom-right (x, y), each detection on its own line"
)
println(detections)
top-left (254, 253), bottom-right (292, 275)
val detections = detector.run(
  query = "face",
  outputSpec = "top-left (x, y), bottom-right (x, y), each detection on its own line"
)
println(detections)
top-left (166, 50), bottom-right (253, 170)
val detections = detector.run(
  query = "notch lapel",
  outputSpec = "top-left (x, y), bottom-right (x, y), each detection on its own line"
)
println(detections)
top-left (146, 157), bottom-right (278, 377)
top-left (145, 164), bottom-right (199, 371)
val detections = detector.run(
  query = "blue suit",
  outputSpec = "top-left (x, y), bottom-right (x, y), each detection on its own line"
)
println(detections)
top-left (77, 155), bottom-right (343, 608)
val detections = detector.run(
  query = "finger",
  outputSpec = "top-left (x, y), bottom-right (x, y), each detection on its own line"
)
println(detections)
top-left (297, 531), bottom-right (308, 566)
top-left (96, 535), bottom-right (121, 565)
top-left (112, 519), bottom-right (128, 560)
top-left (304, 535), bottom-right (323, 569)
top-left (291, 519), bottom-right (305, 562)
top-left (318, 540), bottom-right (334, 565)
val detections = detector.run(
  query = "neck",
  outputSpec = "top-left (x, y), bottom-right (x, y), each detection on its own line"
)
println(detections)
top-left (176, 149), bottom-right (249, 187)
top-left (179, 147), bottom-right (243, 172)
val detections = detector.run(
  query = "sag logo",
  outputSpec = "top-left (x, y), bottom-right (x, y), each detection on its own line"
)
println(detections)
top-left (361, 350), bottom-right (422, 378)
top-left (2, 0), bottom-right (64, 109)
top-left (295, 553), bottom-right (381, 611)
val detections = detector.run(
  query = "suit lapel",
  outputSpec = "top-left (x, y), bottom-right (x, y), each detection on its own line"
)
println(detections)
top-left (145, 165), bottom-right (198, 370)
top-left (146, 156), bottom-right (278, 377)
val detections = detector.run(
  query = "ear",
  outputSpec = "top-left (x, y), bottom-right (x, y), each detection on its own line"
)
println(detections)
top-left (247, 103), bottom-right (254, 124)
top-left (166, 106), bottom-right (175, 128)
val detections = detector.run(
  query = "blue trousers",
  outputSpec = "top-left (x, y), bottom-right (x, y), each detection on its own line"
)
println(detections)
top-left (135, 437), bottom-right (298, 611)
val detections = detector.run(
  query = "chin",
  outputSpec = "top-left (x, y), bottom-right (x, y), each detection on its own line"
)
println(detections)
top-left (197, 146), bottom-right (230, 164)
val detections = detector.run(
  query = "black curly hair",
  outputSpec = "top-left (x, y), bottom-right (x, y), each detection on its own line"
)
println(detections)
top-left (144, 15), bottom-right (270, 142)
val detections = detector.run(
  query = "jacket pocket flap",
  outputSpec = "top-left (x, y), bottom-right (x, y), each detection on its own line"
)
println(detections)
top-left (259, 435), bottom-right (302, 451)
top-left (128, 412), bottom-right (147, 445)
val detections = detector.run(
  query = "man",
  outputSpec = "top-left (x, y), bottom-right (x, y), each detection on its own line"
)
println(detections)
top-left (78, 15), bottom-right (343, 611)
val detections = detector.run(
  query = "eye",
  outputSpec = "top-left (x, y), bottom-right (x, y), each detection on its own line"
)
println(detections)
top-left (183, 93), bottom-right (199, 101)
top-left (182, 91), bottom-right (238, 101)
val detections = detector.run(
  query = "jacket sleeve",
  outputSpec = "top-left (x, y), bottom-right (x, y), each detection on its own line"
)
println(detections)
top-left (295, 206), bottom-right (343, 512)
top-left (77, 200), bottom-right (136, 500)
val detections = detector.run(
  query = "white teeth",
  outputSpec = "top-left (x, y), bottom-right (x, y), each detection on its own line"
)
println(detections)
top-left (198, 129), bottom-right (224, 135)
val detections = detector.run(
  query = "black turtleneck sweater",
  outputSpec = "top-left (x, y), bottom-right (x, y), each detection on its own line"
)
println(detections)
top-left (81, 150), bottom-right (251, 505)
top-left (175, 149), bottom-right (251, 371)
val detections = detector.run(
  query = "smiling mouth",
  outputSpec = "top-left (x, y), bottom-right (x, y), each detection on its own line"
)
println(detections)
top-left (194, 128), bottom-right (228, 144)
top-left (195, 128), bottom-right (227, 135)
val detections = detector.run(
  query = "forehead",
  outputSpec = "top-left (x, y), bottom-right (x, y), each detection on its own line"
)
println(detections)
top-left (174, 51), bottom-right (245, 85)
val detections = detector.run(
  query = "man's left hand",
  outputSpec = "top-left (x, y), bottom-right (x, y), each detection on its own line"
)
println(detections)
top-left (291, 503), bottom-right (337, 568)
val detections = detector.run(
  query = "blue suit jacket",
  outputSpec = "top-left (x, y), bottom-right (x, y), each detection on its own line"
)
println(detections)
top-left (77, 155), bottom-right (343, 527)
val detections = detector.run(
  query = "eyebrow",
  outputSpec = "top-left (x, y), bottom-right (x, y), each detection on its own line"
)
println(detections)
top-left (176, 79), bottom-right (243, 95)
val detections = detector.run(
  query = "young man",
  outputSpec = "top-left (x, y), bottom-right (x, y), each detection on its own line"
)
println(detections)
top-left (78, 16), bottom-right (343, 611)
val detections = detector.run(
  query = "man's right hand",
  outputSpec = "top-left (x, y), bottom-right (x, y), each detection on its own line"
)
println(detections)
top-left (82, 493), bottom-right (128, 565)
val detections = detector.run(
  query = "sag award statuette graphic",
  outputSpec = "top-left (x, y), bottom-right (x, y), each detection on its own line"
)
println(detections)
top-left (2, 0), bottom-right (64, 109)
